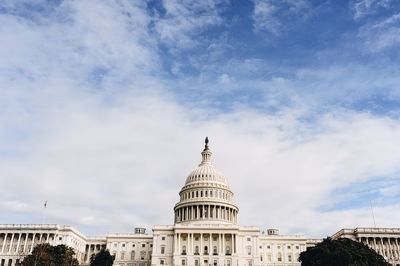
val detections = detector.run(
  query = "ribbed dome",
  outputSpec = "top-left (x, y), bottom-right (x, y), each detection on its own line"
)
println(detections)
top-left (174, 138), bottom-right (239, 225)
top-left (185, 164), bottom-right (228, 185)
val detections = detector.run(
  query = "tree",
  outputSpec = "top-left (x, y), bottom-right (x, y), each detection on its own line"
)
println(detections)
top-left (21, 243), bottom-right (79, 266)
top-left (299, 238), bottom-right (389, 266)
top-left (90, 248), bottom-right (115, 266)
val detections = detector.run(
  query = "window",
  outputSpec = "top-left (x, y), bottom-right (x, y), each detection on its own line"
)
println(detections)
top-left (226, 246), bottom-right (231, 255)
top-left (131, 251), bottom-right (135, 260)
top-left (150, 244), bottom-right (153, 248)
top-left (213, 237), bottom-right (217, 241)
top-left (161, 246), bottom-right (165, 254)
top-left (182, 245), bottom-right (187, 255)
top-left (247, 237), bottom-right (251, 241)
top-left (59, 237), bottom-right (62, 240)
top-left (195, 237), bottom-right (199, 241)
top-left (140, 251), bottom-right (145, 260)
top-left (260, 255), bottom-right (263, 261)
top-left (121, 252), bottom-right (125, 260)
top-left (192, 192), bottom-right (194, 198)
top-left (195, 246), bottom-right (199, 255)
top-left (288, 255), bottom-right (292, 262)
top-left (277, 253), bottom-right (282, 262)
top-left (122, 243), bottom-right (125, 247)
top-left (132, 244), bottom-right (135, 247)
top-left (213, 246), bottom-right (217, 255)
top-left (142, 244), bottom-right (145, 248)
top-left (160, 259), bottom-right (165, 265)
top-left (183, 236), bottom-right (186, 241)
top-left (195, 260), bottom-right (199, 265)
top-left (226, 260), bottom-right (231, 266)
top-left (278, 245), bottom-right (281, 249)
top-left (182, 259), bottom-right (186, 265)
top-left (288, 245), bottom-right (291, 249)
top-left (247, 246), bottom-right (251, 255)
top-left (267, 245), bottom-right (270, 249)
top-left (296, 245), bottom-right (299, 249)
top-left (201, 191), bottom-right (203, 197)
top-left (114, 243), bottom-right (117, 247)
top-left (161, 236), bottom-right (165, 241)
top-left (248, 260), bottom-right (252, 266)
top-left (196, 191), bottom-right (198, 197)
top-left (204, 237), bottom-right (208, 241)
top-left (204, 246), bottom-right (208, 255)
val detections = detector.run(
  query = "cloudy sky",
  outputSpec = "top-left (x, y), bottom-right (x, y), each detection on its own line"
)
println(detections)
top-left (1, 0), bottom-right (400, 238)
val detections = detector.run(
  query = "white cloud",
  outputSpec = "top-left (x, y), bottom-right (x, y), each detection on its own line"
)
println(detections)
top-left (252, 0), bottom-right (309, 35)
top-left (152, 0), bottom-right (225, 50)
top-left (352, 0), bottom-right (393, 20)
top-left (1, 0), bottom-right (400, 239)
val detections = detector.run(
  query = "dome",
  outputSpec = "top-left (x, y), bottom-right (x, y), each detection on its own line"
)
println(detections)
top-left (174, 138), bottom-right (239, 225)
top-left (185, 158), bottom-right (228, 186)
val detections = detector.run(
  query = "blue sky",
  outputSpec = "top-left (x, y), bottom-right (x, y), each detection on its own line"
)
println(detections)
top-left (1, 0), bottom-right (400, 238)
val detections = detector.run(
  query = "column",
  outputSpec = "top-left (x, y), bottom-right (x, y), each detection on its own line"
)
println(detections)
top-left (219, 234), bottom-right (222, 255)
top-left (1, 233), bottom-right (7, 253)
top-left (16, 234), bottom-right (21, 254)
top-left (196, 205), bottom-right (199, 219)
top-left (200, 234), bottom-right (203, 255)
top-left (373, 237), bottom-right (377, 251)
top-left (174, 233), bottom-right (178, 253)
top-left (191, 234), bottom-right (194, 255)
top-left (30, 234), bottom-right (36, 253)
top-left (222, 234), bottom-right (225, 255)
top-left (8, 233), bottom-right (14, 253)
top-left (209, 234), bottom-right (212, 255)
top-left (23, 234), bottom-right (28, 253)
top-left (178, 233), bottom-right (181, 254)
top-left (188, 233), bottom-right (191, 254)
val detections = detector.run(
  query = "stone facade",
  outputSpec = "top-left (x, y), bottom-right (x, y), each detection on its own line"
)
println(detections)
top-left (331, 227), bottom-right (400, 266)
top-left (1, 140), bottom-right (399, 266)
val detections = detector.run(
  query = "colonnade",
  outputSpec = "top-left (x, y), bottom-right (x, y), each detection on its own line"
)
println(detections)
top-left (360, 237), bottom-right (400, 263)
top-left (173, 232), bottom-right (238, 257)
top-left (0, 232), bottom-right (54, 255)
top-left (175, 205), bottom-right (238, 223)
top-left (0, 233), bottom-right (55, 266)
top-left (84, 243), bottom-right (106, 264)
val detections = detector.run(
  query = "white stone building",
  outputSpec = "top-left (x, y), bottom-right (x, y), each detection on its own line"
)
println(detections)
top-left (331, 227), bottom-right (400, 266)
top-left (1, 139), bottom-right (399, 266)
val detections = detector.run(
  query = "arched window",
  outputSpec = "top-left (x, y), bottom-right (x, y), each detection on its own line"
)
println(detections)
top-left (277, 252), bottom-right (282, 262)
top-left (213, 246), bottom-right (218, 255)
top-left (195, 246), bottom-right (199, 255)
top-left (204, 246), bottom-right (208, 255)
top-left (131, 251), bottom-right (135, 260)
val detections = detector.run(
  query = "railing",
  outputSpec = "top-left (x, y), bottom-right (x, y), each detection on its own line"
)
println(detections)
top-left (181, 252), bottom-right (187, 255)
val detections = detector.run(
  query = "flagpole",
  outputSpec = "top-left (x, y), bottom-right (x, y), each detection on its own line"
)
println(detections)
top-left (42, 200), bottom-right (47, 224)
top-left (370, 200), bottom-right (376, 228)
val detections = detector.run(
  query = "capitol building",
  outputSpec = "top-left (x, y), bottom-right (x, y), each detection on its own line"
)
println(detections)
top-left (1, 139), bottom-right (399, 266)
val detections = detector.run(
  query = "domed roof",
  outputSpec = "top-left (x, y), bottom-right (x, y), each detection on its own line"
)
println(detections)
top-left (185, 164), bottom-right (228, 185)
top-left (184, 137), bottom-right (229, 187)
